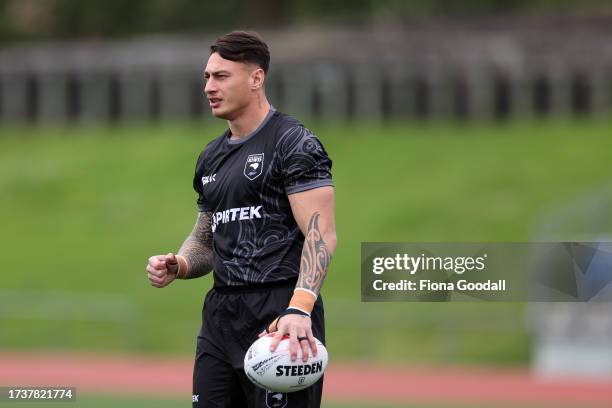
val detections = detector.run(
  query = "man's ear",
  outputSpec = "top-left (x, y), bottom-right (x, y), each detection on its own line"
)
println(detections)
top-left (251, 68), bottom-right (265, 90)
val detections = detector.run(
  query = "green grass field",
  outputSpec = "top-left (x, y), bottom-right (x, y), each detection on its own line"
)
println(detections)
top-left (1, 119), bottom-right (612, 364)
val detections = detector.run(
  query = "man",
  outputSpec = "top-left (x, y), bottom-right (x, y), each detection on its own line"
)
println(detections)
top-left (146, 31), bottom-right (336, 408)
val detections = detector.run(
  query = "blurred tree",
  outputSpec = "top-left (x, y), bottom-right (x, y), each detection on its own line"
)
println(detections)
top-left (52, 0), bottom-right (152, 38)
top-left (0, 0), bottom-right (610, 43)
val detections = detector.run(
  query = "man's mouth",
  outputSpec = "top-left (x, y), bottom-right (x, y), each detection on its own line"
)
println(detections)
top-left (209, 97), bottom-right (222, 108)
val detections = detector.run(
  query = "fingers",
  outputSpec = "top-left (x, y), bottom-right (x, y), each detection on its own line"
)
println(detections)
top-left (146, 263), bottom-right (166, 278)
top-left (148, 270), bottom-right (175, 288)
top-left (299, 333), bottom-right (310, 362)
top-left (148, 273), bottom-right (167, 286)
top-left (164, 253), bottom-right (179, 275)
top-left (147, 255), bottom-right (167, 282)
top-left (288, 326), bottom-right (299, 362)
top-left (149, 279), bottom-right (165, 288)
top-left (269, 314), bottom-right (316, 362)
top-left (267, 317), bottom-right (279, 334)
top-left (146, 254), bottom-right (175, 288)
top-left (165, 253), bottom-right (177, 264)
top-left (148, 255), bottom-right (167, 271)
top-left (269, 330), bottom-right (284, 352)
top-left (306, 330), bottom-right (318, 358)
top-left (147, 267), bottom-right (167, 287)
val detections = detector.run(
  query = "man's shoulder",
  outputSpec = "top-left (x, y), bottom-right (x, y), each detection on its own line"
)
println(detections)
top-left (194, 130), bottom-right (229, 169)
top-left (272, 110), bottom-right (305, 135)
top-left (201, 130), bottom-right (229, 155)
top-left (271, 110), bottom-right (319, 149)
top-left (273, 109), bottom-right (301, 127)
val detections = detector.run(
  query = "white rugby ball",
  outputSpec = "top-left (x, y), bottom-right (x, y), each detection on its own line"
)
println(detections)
top-left (244, 333), bottom-right (328, 393)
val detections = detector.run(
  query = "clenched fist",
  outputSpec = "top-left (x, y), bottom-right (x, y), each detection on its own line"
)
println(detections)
top-left (146, 253), bottom-right (179, 288)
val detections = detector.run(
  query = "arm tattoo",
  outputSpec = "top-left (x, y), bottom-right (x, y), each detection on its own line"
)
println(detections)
top-left (178, 211), bottom-right (214, 279)
top-left (296, 212), bottom-right (332, 296)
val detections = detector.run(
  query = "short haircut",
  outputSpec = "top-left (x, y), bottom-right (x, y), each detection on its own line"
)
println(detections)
top-left (210, 31), bottom-right (270, 73)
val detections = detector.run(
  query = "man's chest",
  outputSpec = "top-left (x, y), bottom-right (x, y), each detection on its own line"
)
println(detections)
top-left (200, 144), bottom-right (278, 207)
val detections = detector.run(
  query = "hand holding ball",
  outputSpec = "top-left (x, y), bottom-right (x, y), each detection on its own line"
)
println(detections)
top-left (244, 333), bottom-right (328, 392)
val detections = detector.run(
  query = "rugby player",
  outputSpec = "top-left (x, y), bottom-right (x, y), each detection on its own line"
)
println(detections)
top-left (146, 30), bottom-right (337, 408)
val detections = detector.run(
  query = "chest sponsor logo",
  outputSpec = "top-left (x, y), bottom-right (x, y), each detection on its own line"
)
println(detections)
top-left (244, 153), bottom-right (264, 181)
top-left (201, 174), bottom-right (216, 186)
top-left (211, 205), bottom-right (263, 232)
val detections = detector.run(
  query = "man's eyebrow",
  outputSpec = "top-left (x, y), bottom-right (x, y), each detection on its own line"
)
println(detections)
top-left (204, 70), bottom-right (231, 76)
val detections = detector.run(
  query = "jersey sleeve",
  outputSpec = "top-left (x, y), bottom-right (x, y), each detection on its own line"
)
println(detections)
top-left (279, 126), bottom-right (333, 195)
top-left (192, 151), bottom-right (212, 212)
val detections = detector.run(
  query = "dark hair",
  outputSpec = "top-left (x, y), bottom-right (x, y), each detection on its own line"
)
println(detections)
top-left (210, 31), bottom-right (270, 73)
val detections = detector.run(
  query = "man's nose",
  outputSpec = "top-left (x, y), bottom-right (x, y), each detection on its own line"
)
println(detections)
top-left (204, 79), bottom-right (216, 95)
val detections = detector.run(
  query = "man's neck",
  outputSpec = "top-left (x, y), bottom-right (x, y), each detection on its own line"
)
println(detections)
top-left (228, 99), bottom-right (271, 140)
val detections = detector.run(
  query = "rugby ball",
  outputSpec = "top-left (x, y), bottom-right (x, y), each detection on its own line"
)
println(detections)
top-left (244, 333), bottom-right (328, 392)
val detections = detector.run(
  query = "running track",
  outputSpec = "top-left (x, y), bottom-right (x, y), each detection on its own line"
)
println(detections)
top-left (1, 352), bottom-right (612, 406)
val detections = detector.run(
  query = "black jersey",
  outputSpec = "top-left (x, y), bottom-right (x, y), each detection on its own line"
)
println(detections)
top-left (192, 108), bottom-right (333, 287)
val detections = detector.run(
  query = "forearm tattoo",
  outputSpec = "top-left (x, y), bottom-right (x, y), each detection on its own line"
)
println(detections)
top-left (296, 212), bottom-right (332, 296)
top-left (178, 211), bottom-right (214, 279)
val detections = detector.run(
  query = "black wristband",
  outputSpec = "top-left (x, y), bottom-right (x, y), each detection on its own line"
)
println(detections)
top-left (279, 307), bottom-right (310, 318)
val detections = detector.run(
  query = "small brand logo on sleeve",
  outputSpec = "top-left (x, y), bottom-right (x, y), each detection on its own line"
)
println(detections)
top-left (201, 174), bottom-right (216, 186)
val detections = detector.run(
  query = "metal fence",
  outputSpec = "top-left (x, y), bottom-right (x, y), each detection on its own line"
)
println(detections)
top-left (1, 23), bottom-right (612, 122)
